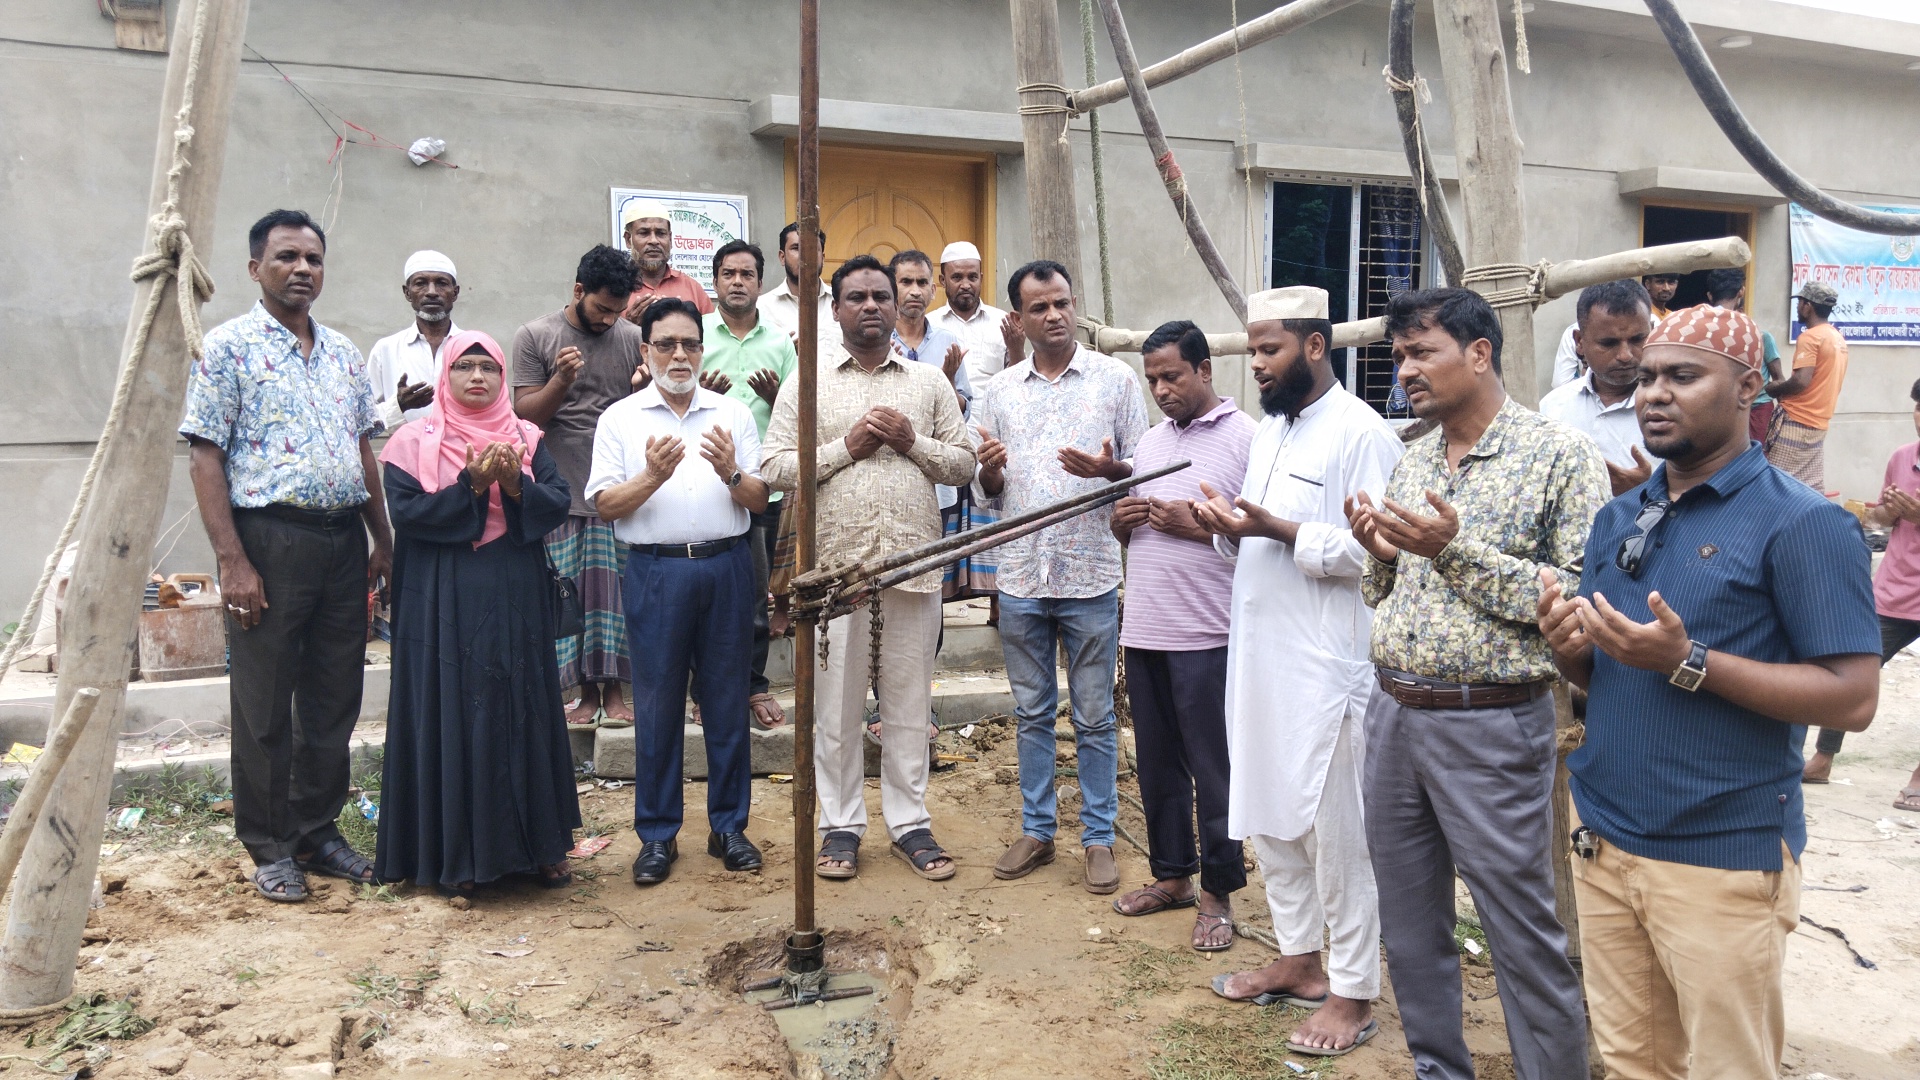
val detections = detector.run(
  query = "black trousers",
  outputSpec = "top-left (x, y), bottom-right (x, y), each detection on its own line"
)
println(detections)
top-left (1813, 614), bottom-right (1920, 756)
top-left (1123, 646), bottom-right (1245, 896)
top-left (747, 501), bottom-right (783, 698)
top-left (228, 510), bottom-right (369, 865)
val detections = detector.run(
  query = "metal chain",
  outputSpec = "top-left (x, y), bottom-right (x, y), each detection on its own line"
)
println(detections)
top-left (867, 590), bottom-right (884, 700)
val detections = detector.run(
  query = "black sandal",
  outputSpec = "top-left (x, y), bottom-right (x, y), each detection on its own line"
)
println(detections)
top-left (890, 828), bottom-right (955, 881)
top-left (816, 830), bottom-right (860, 880)
top-left (295, 837), bottom-right (375, 884)
top-left (253, 858), bottom-right (309, 903)
top-left (538, 862), bottom-right (574, 890)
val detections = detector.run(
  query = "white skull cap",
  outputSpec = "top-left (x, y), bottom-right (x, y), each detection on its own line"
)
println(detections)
top-left (620, 200), bottom-right (674, 230)
top-left (939, 240), bottom-right (982, 264)
top-left (402, 249), bottom-right (456, 284)
top-left (1246, 285), bottom-right (1329, 323)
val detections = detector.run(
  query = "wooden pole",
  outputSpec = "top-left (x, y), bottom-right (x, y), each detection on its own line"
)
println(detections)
top-left (1010, 0), bottom-right (1082, 286)
top-left (1094, 0), bottom-right (1247, 324)
top-left (1071, 0), bottom-right (1366, 113)
top-left (791, 0), bottom-right (821, 949)
top-left (1431, 0), bottom-right (1539, 407)
top-left (0, 0), bottom-right (249, 1008)
top-left (0, 690), bottom-right (101, 907)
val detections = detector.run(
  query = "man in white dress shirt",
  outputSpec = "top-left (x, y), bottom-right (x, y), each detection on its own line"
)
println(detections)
top-left (1193, 286), bottom-right (1402, 1058)
top-left (757, 222), bottom-right (833, 345)
top-left (928, 241), bottom-right (1023, 390)
top-left (366, 250), bottom-right (460, 429)
top-left (1538, 280), bottom-right (1653, 496)
top-left (585, 297), bottom-right (770, 888)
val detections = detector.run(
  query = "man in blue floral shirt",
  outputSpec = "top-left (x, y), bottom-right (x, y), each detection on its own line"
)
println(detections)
top-left (181, 209), bottom-right (391, 904)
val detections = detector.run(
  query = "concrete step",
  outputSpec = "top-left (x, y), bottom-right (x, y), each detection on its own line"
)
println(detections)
top-left (588, 671), bottom-right (1041, 780)
top-left (763, 621), bottom-right (1003, 687)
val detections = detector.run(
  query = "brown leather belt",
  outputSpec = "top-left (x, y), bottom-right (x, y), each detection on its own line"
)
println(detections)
top-left (1375, 669), bottom-right (1552, 711)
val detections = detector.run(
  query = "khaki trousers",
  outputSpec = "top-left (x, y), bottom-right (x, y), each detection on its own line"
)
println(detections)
top-left (1570, 807), bottom-right (1801, 1080)
top-left (815, 587), bottom-right (941, 844)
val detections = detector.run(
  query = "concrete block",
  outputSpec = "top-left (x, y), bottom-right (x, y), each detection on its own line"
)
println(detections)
top-left (592, 723), bottom-right (798, 781)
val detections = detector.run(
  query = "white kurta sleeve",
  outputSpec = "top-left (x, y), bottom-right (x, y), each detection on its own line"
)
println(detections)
top-left (1213, 533), bottom-right (1240, 563)
top-left (1293, 418), bottom-right (1404, 580)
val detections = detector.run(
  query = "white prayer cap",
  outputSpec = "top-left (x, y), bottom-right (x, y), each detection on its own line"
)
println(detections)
top-left (939, 240), bottom-right (982, 265)
top-left (402, 249), bottom-right (457, 284)
top-left (1247, 285), bottom-right (1328, 323)
top-left (620, 200), bottom-right (675, 230)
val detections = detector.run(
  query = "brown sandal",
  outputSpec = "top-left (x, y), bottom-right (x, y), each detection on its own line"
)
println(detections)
top-left (1192, 910), bottom-right (1235, 952)
top-left (1112, 883), bottom-right (1196, 917)
top-left (749, 693), bottom-right (787, 729)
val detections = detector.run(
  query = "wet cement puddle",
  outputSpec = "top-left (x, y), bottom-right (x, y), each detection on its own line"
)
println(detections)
top-left (746, 972), bottom-right (892, 1079)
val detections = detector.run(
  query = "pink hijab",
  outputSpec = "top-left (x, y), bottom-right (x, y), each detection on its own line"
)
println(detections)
top-left (379, 330), bottom-right (543, 547)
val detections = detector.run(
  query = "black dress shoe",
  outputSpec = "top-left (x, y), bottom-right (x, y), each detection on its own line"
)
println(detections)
top-left (708, 830), bottom-right (763, 872)
top-left (632, 839), bottom-right (678, 885)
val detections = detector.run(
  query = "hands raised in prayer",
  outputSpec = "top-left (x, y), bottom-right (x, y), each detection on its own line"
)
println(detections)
top-left (1344, 489), bottom-right (1458, 561)
top-left (464, 441), bottom-right (525, 499)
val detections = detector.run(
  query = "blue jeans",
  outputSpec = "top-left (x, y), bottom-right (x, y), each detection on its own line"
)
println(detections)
top-left (623, 541), bottom-right (754, 841)
top-left (998, 589), bottom-right (1120, 848)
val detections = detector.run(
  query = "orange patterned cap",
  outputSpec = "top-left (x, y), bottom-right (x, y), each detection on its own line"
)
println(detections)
top-left (1645, 305), bottom-right (1764, 371)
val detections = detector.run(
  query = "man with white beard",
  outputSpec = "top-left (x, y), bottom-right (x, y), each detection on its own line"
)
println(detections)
top-left (367, 250), bottom-right (461, 429)
top-left (1192, 286), bottom-right (1401, 1058)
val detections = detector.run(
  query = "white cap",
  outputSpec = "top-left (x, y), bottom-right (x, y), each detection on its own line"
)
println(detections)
top-left (402, 249), bottom-right (457, 284)
top-left (620, 200), bottom-right (674, 230)
top-left (939, 240), bottom-right (982, 265)
top-left (1247, 285), bottom-right (1328, 323)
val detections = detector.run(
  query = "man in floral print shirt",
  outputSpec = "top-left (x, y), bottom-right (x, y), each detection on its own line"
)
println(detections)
top-left (1345, 287), bottom-right (1606, 1080)
top-left (182, 209), bottom-right (391, 906)
top-left (973, 260), bottom-right (1148, 897)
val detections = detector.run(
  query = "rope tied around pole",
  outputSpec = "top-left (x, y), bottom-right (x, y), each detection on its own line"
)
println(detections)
top-left (1459, 260), bottom-right (1554, 310)
top-left (1016, 81), bottom-right (1074, 147)
top-left (0, 0), bottom-right (217, 678)
top-left (1511, 0), bottom-right (1531, 74)
top-left (1382, 64), bottom-right (1444, 248)
top-left (1153, 151), bottom-right (1187, 202)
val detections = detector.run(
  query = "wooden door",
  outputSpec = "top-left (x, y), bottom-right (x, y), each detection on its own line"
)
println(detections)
top-left (786, 145), bottom-right (996, 303)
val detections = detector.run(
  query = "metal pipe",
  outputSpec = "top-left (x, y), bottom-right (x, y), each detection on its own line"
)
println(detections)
top-left (1095, 0), bottom-right (1247, 324)
top-left (1070, 0), bottom-right (1367, 113)
top-left (1387, 0), bottom-right (1465, 284)
top-left (1643, 0), bottom-right (1920, 236)
top-left (792, 459), bottom-right (1195, 598)
top-left (790, 0), bottom-right (821, 953)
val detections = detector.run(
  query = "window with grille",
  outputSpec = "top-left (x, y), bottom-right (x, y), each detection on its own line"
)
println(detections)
top-left (1267, 180), bottom-right (1424, 418)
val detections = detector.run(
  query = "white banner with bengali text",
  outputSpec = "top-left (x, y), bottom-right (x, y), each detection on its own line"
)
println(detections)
top-left (608, 188), bottom-right (750, 297)
top-left (1788, 202), bottom-right (1920, 345)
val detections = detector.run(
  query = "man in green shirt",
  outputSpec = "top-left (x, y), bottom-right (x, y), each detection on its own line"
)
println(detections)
top-left (704, 239), bottom-right (797, 728)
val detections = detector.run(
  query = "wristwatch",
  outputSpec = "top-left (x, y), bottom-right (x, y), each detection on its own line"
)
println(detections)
top-left (726, 470), bottom-right (744, 489)
top-left (1669, 639), bottom-right (1709, 692)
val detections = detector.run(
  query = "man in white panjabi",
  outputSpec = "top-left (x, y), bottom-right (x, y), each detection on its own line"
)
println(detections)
top-left (1192, 286), bottom-right (1402, 1058)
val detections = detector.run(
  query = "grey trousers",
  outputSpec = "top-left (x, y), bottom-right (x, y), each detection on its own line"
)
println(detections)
top-left (1363, 687), bottom-right (1589, 1080)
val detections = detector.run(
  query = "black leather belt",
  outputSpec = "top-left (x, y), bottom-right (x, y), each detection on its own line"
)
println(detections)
top-left (1376, 669), bottom-right (1552, 711)
top-left (629, 534), bottom-right (746, 559)
top-left (241, 503), bottom-right (365, 530)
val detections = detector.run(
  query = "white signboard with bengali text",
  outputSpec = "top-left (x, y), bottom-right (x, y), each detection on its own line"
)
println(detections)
top-left (1788, 202), bottom-right (1920, 345)
top-left (608, 188), bottom-right (749, 296)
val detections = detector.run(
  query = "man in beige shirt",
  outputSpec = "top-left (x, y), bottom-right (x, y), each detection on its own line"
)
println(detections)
top-left (762, 255), bottom-right (976, 884)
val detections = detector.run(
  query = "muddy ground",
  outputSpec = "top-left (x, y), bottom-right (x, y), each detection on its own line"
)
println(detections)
top-left (5, 664), bottom-right (1919, 1080)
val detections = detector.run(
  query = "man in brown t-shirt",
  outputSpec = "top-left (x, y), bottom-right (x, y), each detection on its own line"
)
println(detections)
top-left (512, 244), bottom-right (645, 726)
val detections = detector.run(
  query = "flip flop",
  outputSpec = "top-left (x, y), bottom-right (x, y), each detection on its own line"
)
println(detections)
top-left (749, 693), bottom-right (787, 730)
top-left (1802, 774), bottom-right (1830, 785)
top-left (1192, 910), bottom-right (1235, 953)
top-left (1288, 1018), bottom-right (1379, 1058)
top-left (1894, 787), bottom-right (1920, 813)
top-left (1112, 882), bottom-right (1198, 917)
top-left (1210, 973), bottom-right (1326, 1010)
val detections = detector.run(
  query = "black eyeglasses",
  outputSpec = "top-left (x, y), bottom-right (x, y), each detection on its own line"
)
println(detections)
top-left (1614, 499), bottom-right (1672, 577)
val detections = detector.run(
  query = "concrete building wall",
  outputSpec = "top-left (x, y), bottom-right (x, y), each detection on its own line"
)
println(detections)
top-left (2, 0), bottom-right (1918, 618)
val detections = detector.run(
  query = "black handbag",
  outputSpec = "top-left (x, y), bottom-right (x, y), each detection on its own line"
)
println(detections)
top-left (546, 549), bottom-right (584, 640)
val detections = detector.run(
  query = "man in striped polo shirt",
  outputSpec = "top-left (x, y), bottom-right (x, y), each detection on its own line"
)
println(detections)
top-left (1539, 304), bottom-right (1880, 1079)
top-left (1107, 321), bottom-right (1256, 952)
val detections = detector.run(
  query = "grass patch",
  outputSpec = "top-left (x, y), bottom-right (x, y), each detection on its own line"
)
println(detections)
top-left (345, 960), bottom-right (441, 1010)
top-left (449, 989), bottom-right (525, 1027)
top-left (354, 882), bottom-right (402, 903)
top-left (1114, 941), bottom-right (1198, 1004)
top-left (1150, 1003), bottom-right (1327, 1080)
top-left (24, 992), bottom-right (155, 1071)
top-left (115, 763), bottom-right (235, 851)
top-left (1453, 913), bottom-right (1491, 966)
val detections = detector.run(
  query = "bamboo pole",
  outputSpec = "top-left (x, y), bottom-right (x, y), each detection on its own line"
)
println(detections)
top-left (1010, 0), bottom-right (1083, 287)
top-left (1093, 0), bottom-right (1247, 324)
top-left (790, 0), bottom-right (822, 954)
top-left (1387, 0), bottom-right (1465, 285)
top-left (1071, 0), bottom-right (1367, 114)
top-left (0, 690), bottom-right (101, 907)
top-left (1431, 0), bottom-right (1539, 407)
top-left (0, 0), bottom-right (249, 1009)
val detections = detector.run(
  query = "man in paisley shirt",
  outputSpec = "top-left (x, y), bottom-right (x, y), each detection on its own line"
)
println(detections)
top-left (974, 260), bottom-right (1148, 896)
top-left (182, 209), bottom-right (392, 905)
top-left (1345, 287), bottom-right (1606, 1080)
